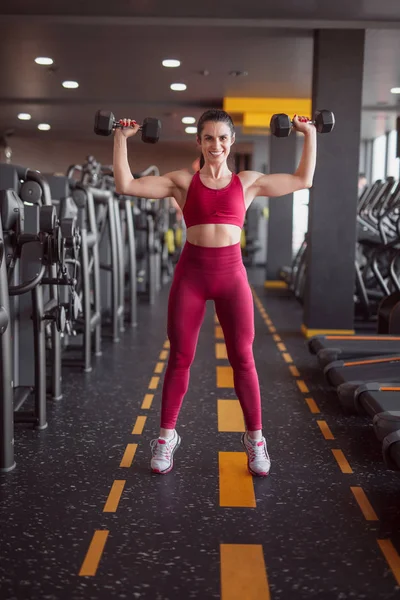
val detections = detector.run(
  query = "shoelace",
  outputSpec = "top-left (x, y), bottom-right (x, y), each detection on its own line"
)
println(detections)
top-left (150, 438), bottom-right (172, 459)
top-left (247, 439), bottom-right (268, 463)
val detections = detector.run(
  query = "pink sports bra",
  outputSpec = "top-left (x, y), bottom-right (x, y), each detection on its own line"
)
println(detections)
top-left (182, 172), bottom-right (246, 229)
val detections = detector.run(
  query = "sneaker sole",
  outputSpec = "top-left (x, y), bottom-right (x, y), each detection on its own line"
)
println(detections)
top-left (151, 435), bottom-right (181, 475)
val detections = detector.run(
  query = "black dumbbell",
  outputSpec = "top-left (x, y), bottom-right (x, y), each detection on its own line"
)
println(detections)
top-left (270, 110), bottom-right (335, 137)
top-left (94, 110), bottom-right (161, 144)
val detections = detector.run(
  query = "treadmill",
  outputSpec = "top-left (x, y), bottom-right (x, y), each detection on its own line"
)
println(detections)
top-left (351, 384), bottom-right (400, 470)
top-left (322, 354), bottom-right (400, 412)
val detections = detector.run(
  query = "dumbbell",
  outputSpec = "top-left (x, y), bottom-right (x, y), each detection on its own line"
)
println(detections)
top-left (270, 110), bottom-right (335, 138)
top-left (94, 110), bottom-right (161, 143)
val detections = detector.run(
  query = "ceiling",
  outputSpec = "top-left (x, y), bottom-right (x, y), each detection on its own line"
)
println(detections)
top-left (1, 1), bottom-right (400, 147)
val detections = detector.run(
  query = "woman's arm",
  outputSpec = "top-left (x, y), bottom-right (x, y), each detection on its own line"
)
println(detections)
top-left (246, 117), bottom-right (317, 199)
top-left (113, 124), bottom-right (177, 199)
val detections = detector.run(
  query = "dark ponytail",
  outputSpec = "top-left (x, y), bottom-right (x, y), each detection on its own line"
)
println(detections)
top-left (197, 109), bottom-right (235, 171)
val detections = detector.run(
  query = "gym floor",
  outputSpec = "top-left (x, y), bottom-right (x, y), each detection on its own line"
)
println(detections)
top-left (1, 269), bottom-right (399, 600)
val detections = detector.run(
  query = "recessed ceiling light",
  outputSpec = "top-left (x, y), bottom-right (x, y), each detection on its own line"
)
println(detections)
top-left (35, 57), bottom-right (54, 66)
top-left (391, 87), bottom-right (400, 94)
top-left (38, 123), bottom-right (51, 131)
top-left (185, 127), bottom-right (197, 134)
top-left (62, 80), bottom-right (79, 89)
top-left (163, 59), bottom-right (181, 68)
top-left (18, 113), bottom-right (32, 120)
top-left (171, 83), bottom-right (187, 92)
top-left (182, 117), bottom-right (196, 124)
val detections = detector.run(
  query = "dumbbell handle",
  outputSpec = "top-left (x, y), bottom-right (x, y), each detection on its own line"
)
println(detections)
top-left (114, 119), bottom-right (143, 131)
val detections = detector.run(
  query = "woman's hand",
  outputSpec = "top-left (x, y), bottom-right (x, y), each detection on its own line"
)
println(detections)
top-left (114, 118), bottom-right (141, 139)
top-left (292, 115), bottom-right (316, 136)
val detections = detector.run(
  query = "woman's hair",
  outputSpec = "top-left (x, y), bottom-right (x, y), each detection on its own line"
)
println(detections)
top-left (197, 109), bottom-right (235, 169)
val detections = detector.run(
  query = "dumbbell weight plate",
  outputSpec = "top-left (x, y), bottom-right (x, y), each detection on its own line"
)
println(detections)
top-left (94, 110), bottom-right (115, 136)
top-left (142, 118), bottom-right (161, 144)
top-left (270, 114), bottom-right (292, 138)
top-left (314, 110), bottom-right (335, 134)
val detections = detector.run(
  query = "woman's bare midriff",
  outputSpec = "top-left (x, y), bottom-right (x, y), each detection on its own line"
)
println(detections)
top-left (186, 223), bottom-right (242, 247)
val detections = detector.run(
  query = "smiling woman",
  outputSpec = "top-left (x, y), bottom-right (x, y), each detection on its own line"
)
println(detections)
top-left (113, 106), bottom-right (316, 477)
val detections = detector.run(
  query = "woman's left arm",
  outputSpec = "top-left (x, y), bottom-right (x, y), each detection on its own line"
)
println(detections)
top-left (246, 117), bottom-right (317, 199)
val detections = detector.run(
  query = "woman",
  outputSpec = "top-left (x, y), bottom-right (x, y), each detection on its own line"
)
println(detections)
top-left (113, 109), bottom-right (316, 477)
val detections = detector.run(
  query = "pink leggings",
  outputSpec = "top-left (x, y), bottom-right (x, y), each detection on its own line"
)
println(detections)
top-left (161, 241), bottom-right (262, 431)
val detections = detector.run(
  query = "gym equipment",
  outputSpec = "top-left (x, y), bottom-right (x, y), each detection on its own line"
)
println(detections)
top-left (94, 110), bottom-right (161, 143)
top-left (270, 109), bottom-right (335, 137)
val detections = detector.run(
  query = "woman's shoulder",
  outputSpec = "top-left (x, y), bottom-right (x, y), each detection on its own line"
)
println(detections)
top-left (167, 168), bottom-right (196, 189)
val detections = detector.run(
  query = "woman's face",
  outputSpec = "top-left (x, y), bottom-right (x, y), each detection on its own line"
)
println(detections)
top-left (197, 121), bottom-right (235, 165)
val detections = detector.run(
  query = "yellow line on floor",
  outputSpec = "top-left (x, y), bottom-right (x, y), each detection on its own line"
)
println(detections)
top-left (217, 366), bottom-right (234, 388)
top-left (269, 326), bottom-right (277, 333)
top-left (132, 415), bottom-right (147, 434)
top-left (220, 544), bottom-right (270, 599)
top-left (215, 325), bottom-right (224, 340)
top-left (215, 314), bottom-right (220, 324)
top-left (216, 343), bottom-right (228, 360)
top-left (289, 366), bottom-right (300, 377)
top-left (317, 420), bottom-right (335, 440)
top-left (350, 487), bottom-right (378, 521)
top-left (141, 394), bottom-right (154, 409)
top-left (103, 480), bottom-right (126, 513)
top-left (163, 340), bottom-right (170, 349)
top-left (154, 362), bottom-right (165, 374)
top-left (149, 376), bottom-right (160, 390)
top-left (273, 334), bottom-right (281, 342)
top-left (305, 397), bottom-right (321, 414)
top-left (120, 443), bottom-right (138, 468)
top-left (159, 350), bottom-right (168, 360)
top-left (79, 530), bottom-right (109, 577)
top-left (377, 539), bottom-right (400, 585)
top-left (282, 353), bottom-right (293, 364)
top-left (277, 342), bottom-right (287, 352)
top-left (219, 452), bottom-right (256, 507)
top-left (332, 449), bottom-right (353, 474)
top-left (297, 380), bottom-right (310, 394)
top-left (218, 400), bottom-right (245, 432)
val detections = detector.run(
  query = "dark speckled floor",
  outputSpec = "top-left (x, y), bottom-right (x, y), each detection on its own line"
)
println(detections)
top-left (1, 267), bottom-right (400, 600)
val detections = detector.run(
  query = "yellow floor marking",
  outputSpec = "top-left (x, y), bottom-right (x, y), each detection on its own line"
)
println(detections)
top-left (297, 380), bottom-right (309, 394)
top-left (215, 325), bottom-right (224, 339)
top-left (217, 366), bottom-right (234, 388)
top-left (377, 540), bottom-right (400, 585)
top-left (332, 449), bottom-right (353, 474)
top-left (219, 452), bottom-right (256, 507)
top-left (79, 530), bottom-right (109, 577)
top-left (289, 366), bottom-right (300, 377)
top-left (277, 342), bottom-right (287, 352)
top-left (141, 394), bottom-right (154, 409)
top-left (317, 420), bottom-right (335, 440)
top-left (283, 353), bottom-right (293, 364)
top-left (159, 350), bottom-right (168, 360)
top-left (132, 416), bottom-right (147, 434)
top-left (218, 400), bottom-right (245, 432)
top-left (163, 340), bottom-right (170, 349)
top-left (350, 487), bottom-right (378, 521)
top-left (120, 444), bottom-right (138, 468)
top-left (103, 480), bottom-right (126, 513)
top-left (305, 397), bottom-right (320, 414)
top-left (216, 343), bottom-right (228, 359)
top-left (149, 376), bottom-right (160, 390)
top-left (215, 313), bottom-right (220, 324)
top-left (154, 362), bottom-right (165, 374)
top-left (220, 544), bottom-right (270, 599)
top-left (273, 334), bottom-right (281, 342)
top-left (269, 326), bottom-right (277, 333)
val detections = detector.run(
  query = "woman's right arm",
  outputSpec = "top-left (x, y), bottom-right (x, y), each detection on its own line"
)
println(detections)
top-left (113, 123), bottom-right (178, 200)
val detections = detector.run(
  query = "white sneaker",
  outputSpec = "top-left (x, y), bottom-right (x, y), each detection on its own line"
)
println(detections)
top-left (150, 430), bottom-right (181, 474)
top-left (241, 432), bottom-right (271, 477)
